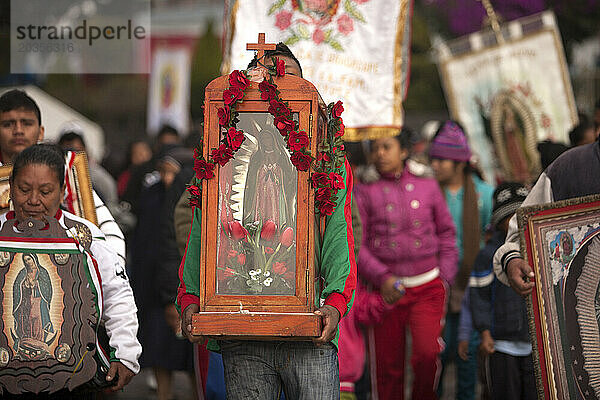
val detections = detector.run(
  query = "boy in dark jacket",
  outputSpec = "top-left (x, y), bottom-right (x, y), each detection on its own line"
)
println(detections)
top-left (469, 182), bottom-right (536, 400)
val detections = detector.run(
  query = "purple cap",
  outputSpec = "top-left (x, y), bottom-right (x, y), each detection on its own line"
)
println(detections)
top-left (428, 121), bottom-right (472, 162)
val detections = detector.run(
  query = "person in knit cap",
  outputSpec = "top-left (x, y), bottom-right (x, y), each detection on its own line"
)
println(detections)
top-left (429, 120), bottom-right (494, 400)
top-left (469, 182), bottom-right (536, 400)
top-left (354, 129), bottom-right (457, 399)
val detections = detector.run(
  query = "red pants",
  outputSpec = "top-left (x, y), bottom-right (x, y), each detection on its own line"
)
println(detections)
top-left (369, 277), bottom-right (446, 400)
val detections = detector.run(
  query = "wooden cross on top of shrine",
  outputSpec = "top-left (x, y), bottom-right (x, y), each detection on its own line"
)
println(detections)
top-left (247, 33), bottom-right (276, 61)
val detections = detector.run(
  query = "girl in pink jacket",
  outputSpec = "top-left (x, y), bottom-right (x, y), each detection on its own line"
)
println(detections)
top-left (354, 129), bottom-right (458, 400)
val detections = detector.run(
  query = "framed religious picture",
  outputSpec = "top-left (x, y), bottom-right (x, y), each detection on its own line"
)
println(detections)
top-left (517, 194), bottom-right (600, 400)
top-left (189, 35), bottom-right (346, 340)
top-left (0, 215), bottom-right (109, 394)
top-left (0, 152), bottom-right (97, 226)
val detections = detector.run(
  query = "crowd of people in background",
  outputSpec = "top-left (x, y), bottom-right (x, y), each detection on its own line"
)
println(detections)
top-left (336, 106), bottom-right (599, 400)
top-left (112, 108), bottom-right (597, 400)
top-left (1, 78), bottom-right (599, 400)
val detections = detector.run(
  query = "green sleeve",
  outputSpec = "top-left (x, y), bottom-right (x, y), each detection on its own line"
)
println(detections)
top-left (175, 206), bottom-right (202, 314)
top-left (320, 159), bottom-right (358, 318)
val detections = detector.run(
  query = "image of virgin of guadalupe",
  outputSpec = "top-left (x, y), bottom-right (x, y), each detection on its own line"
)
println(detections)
top-left (551, 231), bottom-right (576, 265)
top-left (12, 253), bottom-right (55, 360)
top-left (242, 117), bottom-right (297, 229)
top-left (488, 91), bottom-right (541, 184)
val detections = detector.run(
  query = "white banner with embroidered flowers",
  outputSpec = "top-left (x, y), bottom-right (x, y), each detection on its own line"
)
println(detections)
top-left (222, 0), bottom-right (413, 141)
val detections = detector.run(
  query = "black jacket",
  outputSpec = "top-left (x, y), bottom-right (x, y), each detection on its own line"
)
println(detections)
top-left (470, 230), bottom-right (530, 342)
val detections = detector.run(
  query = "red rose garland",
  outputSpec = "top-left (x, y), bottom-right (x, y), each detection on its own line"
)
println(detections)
top-left (189, 57), bottom-right (346, 217)
top-left (311, 100), bottom-right (346, 216)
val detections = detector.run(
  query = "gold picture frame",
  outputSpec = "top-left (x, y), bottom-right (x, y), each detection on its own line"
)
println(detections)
top-left (517, 194), bottom-right (600, 400)
top-left (0, 152), bottom-right (97, 226)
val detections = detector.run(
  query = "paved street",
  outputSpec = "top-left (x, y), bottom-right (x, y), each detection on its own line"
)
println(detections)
top-left (106, 364), bottom-right (472, 400)
top-left (112, 369), bottom-right (195, 400)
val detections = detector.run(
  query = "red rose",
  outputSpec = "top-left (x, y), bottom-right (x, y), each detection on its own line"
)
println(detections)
top-left (287, 130), bottom-right (309, 152)
top-left (318, 200), bottom-right (336, 216)
top-left (237, 253), bottom-right (246, 265)
top-left (194, 158), bottom-right (215, 180)
top-left (187, 184), bottom-right (201, 197)
top-left (275, 57), bottom-right (286, 77)
top-left (316, 152), bottom-right (331, 163)
top-left (315, 186), bottom-right (332, 203)
top-left (335, 120), bottom-right (345, 137)
top-left (223, 267), bottom-right (236, 278)
top-left (290, 151), bottom-right (312, 171)
top-left (312, 28), bottom-right (325, 44)
top-left (273, 261), bottom-right (287, 275)
top-left (211, 144), bottom-right (234, 166)
top-left (280, 227), bottom-right (294, 247)
top-left (226, 127), bottom-right (245, 150)
top-left (258, 80), bottom-right (277, 101)
top-left (274, 116), bottom-right (295, 135)
top-left (332, 101), bottom-right (344, 117)
top-left (268, 99), bottom-right (291, 117)
top-left (329, 172), bottom-right (345, 190)
top-left (275, 10), bottom-right (293, 31)
top-left (265, 247), bottom-right (275, 254)
top-left (337, 14), bottom-right (354, 35)
top-left (218, 107), bottom-right (231, 126)
top-left (228, 70), bottom-right (250, 91)
top-left (260, 220), bottom-right (278, 241)
top-left (223, 87), bottom-right (243, 105)
top-left (187, 184), bottom-right (201, 207)
top-left (188, 196), bottom-right (200, 208)
top-left (229, 221), bottom-right (248, 240)
top-left (311, 172), bottom-right (329, 187)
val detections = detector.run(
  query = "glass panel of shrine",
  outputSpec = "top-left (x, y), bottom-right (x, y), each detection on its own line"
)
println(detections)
top-left (215, 112), bottom-right (298, 296)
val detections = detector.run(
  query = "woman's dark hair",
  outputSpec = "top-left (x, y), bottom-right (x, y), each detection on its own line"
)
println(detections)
top-left (344, 141), bottom-right (368, 168)
top-left (377, 127), bottom-right (413, 154)
top-left (537, 139), bottom-right (569, 170)
top-left (247, 42), bottom-right (303, 77)
top-left (395, 127), bottom-right (414, 152)
top-left (463, 162), bottom-right (484, 181)
top-left (121, 139), bottom-right (150, 172)
top-left (10, 144), bottom-right (66, 187)
top-left (58, 131), bottom-right (86, 149)
top-left (568, 113), bottom-right (593, 147)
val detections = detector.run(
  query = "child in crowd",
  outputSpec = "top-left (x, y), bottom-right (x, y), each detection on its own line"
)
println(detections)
top-left (469, 183), bottom-right (536, 400)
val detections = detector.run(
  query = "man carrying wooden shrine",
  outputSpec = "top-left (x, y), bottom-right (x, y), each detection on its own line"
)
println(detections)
top-left (176, 43), bottom-right (357, 399)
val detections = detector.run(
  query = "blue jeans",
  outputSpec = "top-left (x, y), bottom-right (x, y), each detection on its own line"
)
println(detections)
top-left (219, 340), bottom-right (339, 400)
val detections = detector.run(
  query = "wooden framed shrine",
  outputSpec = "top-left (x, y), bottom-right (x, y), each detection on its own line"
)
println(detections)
top-left (191, 36), bottom-right (331, 339)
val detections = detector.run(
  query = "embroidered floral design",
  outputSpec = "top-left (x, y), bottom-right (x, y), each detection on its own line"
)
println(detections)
top-left (268, 0), bottom-right (368, 51)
